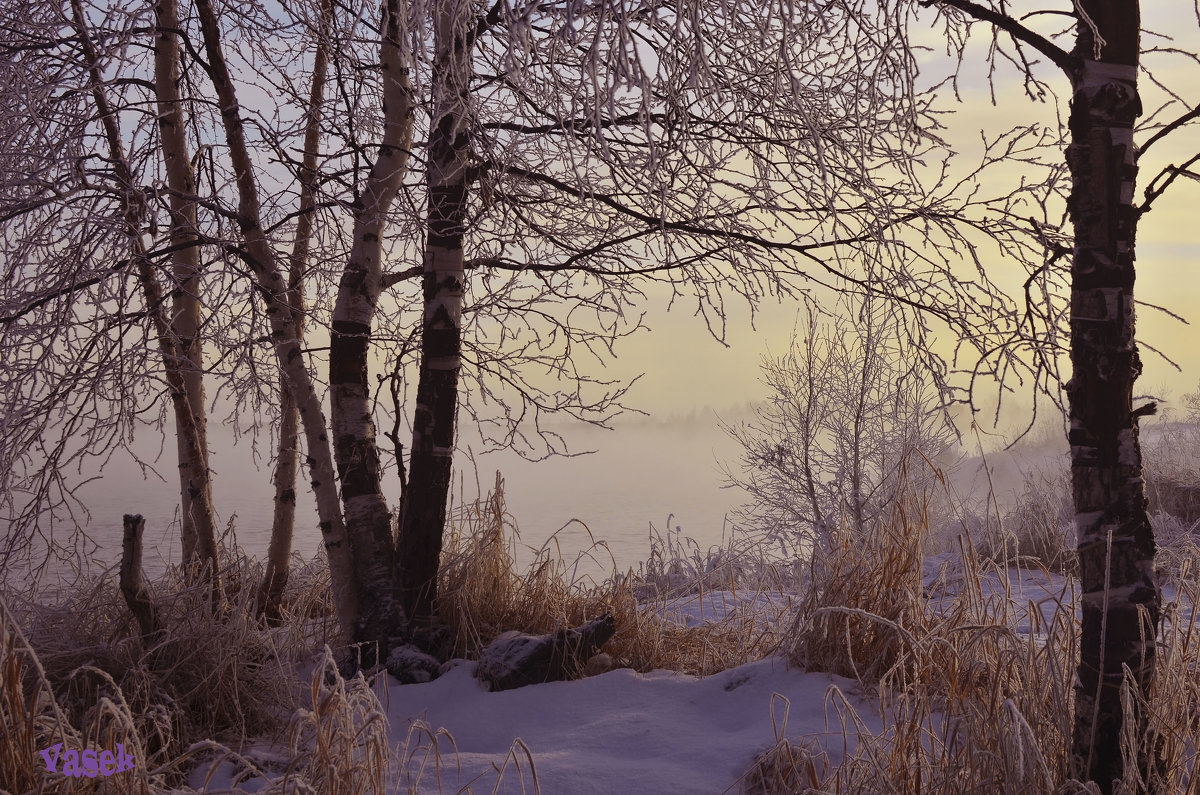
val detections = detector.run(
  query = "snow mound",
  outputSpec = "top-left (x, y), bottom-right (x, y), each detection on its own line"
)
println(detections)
top-left (386, 657), bottom-right (879, 794)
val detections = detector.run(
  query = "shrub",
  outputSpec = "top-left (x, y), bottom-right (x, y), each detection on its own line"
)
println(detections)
top-left (980, 469), bottom-right (1077, 575)
top-left (0, 546), bottom-right (334, 793)
top-left (787, 494), bottom-right (927, 684)
top-left (775, 496), bottom-right (1079, 792)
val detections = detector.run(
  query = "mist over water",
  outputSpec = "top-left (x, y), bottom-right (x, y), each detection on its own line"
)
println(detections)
top-left (21, 396), bottom-right (1100, 592)
top-left (56, 407), bottom-right (751, 583)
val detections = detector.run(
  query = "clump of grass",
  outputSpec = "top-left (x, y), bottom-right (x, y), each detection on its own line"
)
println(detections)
top-left (737, 694), bottom-right (829, 795)
top-left (1140, 556), bottom-right (1200, 794)
top-left (632, 518), bottom-right (804, 601)
top-left (1, 595), bottom-right (159, 793)
top-left (835, 587), bottom-right (1078, 794)
top-left (436, 471), bottom-right (623, 659)
top-left (1, 546), bottom-right (325, 792)
top-left (969, 467), bottom-right (1077, 576)
top-left (764, 499), bottom-right (1084, 792)
top-left (787, 493), bottom-right (927, 684)
top-left (437, 471), bottom-right (786, 677)
top-left (758, 482), bottom-right (1200, 793)
top-left (2, 595), bottom-right (78, 794)
top-left (392, 718), bottom-right (542, 794)
top-left (183, 647), bottom-right (390, 794)
top-left (1152, 512), bottom-right (1200, 580)
top-left (282, 647), bottom-right (390, 794)
top-left (1146, 475), bottom-right (1200, 526)
top-left (1144, 421), bottom-right (1200, 525)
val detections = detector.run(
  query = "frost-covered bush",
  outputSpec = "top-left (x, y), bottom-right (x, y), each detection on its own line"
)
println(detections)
top-left (724, 298), bottom-right (957, 559)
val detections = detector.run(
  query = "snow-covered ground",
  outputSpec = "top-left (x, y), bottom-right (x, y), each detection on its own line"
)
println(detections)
top-left (187, 555), bottom-right (1194, 794)
top-left (377, 657), bottom-right (876, 794)
top-left (188, 587), bottom-right (876, 794)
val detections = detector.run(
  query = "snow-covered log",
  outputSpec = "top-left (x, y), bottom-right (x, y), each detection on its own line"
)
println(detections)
top-left (476, 614), bottom-right (616, 691)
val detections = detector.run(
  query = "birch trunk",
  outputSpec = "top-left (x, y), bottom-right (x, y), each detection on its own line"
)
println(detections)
top-left (328, 0), bottom-right (415, 645)
top-left (397, 0), bottom-right (472, 623)
top-left (1067, 3), bottom-right (1163, 790)
top-left (259, 0), bottom-right (333, 624)
top-left (193, 0), bottom-right (357, 641)
top-left (153, 0), bottom-right (218, 582)
top-left (70, 0), bottom-right (222, 605)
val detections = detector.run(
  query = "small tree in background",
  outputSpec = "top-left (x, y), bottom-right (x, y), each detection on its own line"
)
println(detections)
top-left (725, 294), bottom-right (958, 559)
top-left (1185, 380), bottom-right (1200, 425)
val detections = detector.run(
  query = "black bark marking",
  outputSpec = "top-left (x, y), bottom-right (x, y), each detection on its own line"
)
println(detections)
top-left (329, 319), bottom-right (371, 387)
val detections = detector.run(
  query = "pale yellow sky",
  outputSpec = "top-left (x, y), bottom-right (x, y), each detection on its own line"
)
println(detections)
top-left (597, 19), bottom-right (1200, 429)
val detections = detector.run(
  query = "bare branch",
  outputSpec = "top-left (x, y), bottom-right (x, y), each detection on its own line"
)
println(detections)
top-left (925, 0), bottom-right (1080, 76)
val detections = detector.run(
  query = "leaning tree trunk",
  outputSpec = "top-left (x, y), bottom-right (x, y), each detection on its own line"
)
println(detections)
top-left (259, 0), bottom-right (334, 624)
top-left (1067, 2), bottom-right (1163, 791)
top-left (153, 0), bottom-right (219, 585)
top-left (397, 0), bottom-right (472, 624)
top-left (193, 0), bottom-right (357, 640)
top-left (328, 0), bottom-right (415, 647)
top-left (71, 0), bottom-right (222, 606)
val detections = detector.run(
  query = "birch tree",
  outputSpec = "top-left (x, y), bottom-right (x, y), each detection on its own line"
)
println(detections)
top-left (322, 0), bottom-right (417, 644)
top-left (71, 0), bottom-right (228, 602)
top-left (0, 0), bottom-right (230, 588)
top-left (258, 0), bottom-right (334, 623)
top-left (395, 0), bottom-right (473, 621)
top-left (915, 0), bottom-right (1200, 789)
top-left (151, 0), bottom-right (219, 583)
top-left (188, 0), bottom-right (367, 638)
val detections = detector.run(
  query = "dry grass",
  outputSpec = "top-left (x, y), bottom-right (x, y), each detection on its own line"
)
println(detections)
top-left (437, 471), bottom-right (788, 678)
top-left (787, 494), bottom-right (927, 684)
top-left (392, 718), bottom-right (542, 794)
top-left (740, 694), bottom-right (831, 795)
top-left (1, 595), bottom-right (159, 794)
top-left (961, 466), bottom-right (1078, 576)
top-left (184, 646), bottom-right (393, 794)
top-left (0, 546), bottom-right (339, 793)
top-left (8, 458), bottom-right (1200, 795)
top-left (1144, 423), bottom-right (1200, 525)
top-left (435, 471), bottom-right (616, 658)
top-left (810, 566), bottom-right (1080, 794)
top-left (281, 647), bottom-right (390, 794)
top-left (746, 490), bottom-right (1200, 794)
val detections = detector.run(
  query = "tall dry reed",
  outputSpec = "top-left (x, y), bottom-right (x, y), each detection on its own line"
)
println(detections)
top-left (746, 495), bottom-right (1200, 794)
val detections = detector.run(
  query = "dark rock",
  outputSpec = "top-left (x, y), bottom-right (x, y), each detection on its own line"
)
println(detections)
top-left (476, 613), bottom-right (617, 691)
top-left (386, 643), bottom-right (442, 684)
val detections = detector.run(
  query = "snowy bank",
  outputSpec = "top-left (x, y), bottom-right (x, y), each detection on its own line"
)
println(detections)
top-left (382, 657), bottom-right (879, 794)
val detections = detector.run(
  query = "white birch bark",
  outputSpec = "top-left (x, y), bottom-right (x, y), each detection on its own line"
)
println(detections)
top-left (69, 0), bottom-right (222, 604)
top-left (1065, 4), bottom-right (1163, 790)
top-left (193, 0), bottom-right (357, 640)
top-left (260, 0), bottom-right (334, 623)
top-left (327, 0), bottom-right (415, 644)
top-left (153, 0), bottom-right (218, 580)
top-left (397, 0), bottom-right (472, 622)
